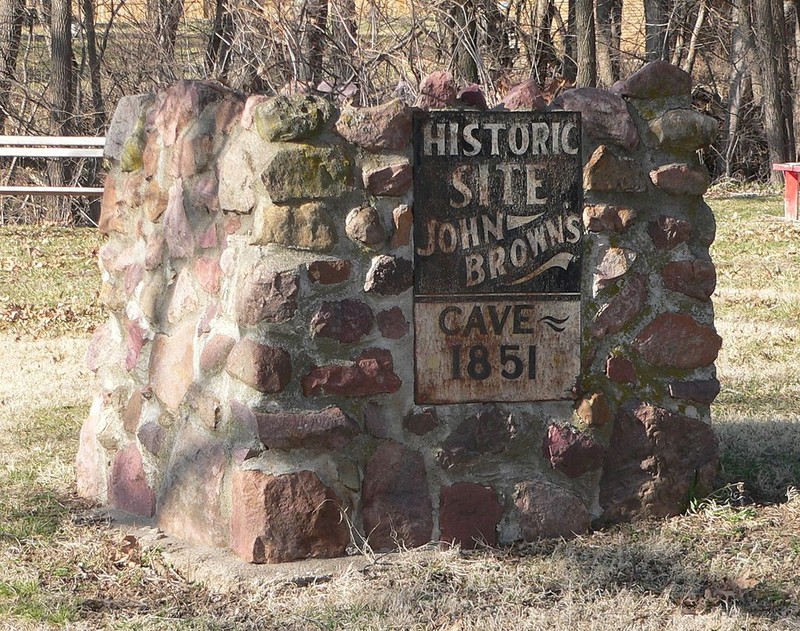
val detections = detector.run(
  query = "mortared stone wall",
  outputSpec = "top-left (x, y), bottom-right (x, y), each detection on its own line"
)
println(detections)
top-left (77, 61), bottom-right (722, 564)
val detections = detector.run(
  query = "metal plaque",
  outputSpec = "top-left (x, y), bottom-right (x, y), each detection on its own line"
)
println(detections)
top-left (413, 110), bottom-right (583, 404)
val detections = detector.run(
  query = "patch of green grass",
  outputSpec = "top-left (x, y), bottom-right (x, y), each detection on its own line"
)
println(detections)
top-left (0, 579), bottom-right (77, 626)
top-left (0, 225), bottom-right (104, 338)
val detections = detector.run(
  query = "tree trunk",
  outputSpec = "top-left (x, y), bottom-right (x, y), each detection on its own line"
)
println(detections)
top-left (206, 0), bottom-right (235, 80)
top-left (81, 0), bottom-right (104, 132)
top-left (575, 0), bottom-right (596, 86)
top-left (772, 0), bottom-right (795, 160)
top-left (644, 0), bottom-right (669, 61)
top-left (152, 0), bottom-right (184, 65)
top-left (450, 0), bottom-right (479, 83)
top-left (0, 0), bottom-right (24, 134)
top-left (681, 0), bottom-right (707, 75)
top-left (297, 0), bottom-right (328, 84)
top-left (563, 0), bottom-right (577, 81)
top-left (753, 0), bottom-right (791, 184)
top-left (596, 0), bottom-right (620, 86)
top-left (48, 0), bottom-right (76, 223)
top-left (531, 0), bottom-right (556, 82)
top-left (724, 0), bottom-right (754, 178)
top-left (329, 0), bottom-right (357, 88)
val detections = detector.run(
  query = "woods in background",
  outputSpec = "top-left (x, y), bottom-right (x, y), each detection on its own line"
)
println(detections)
top-left (0, 0), bottom-right (798, 221)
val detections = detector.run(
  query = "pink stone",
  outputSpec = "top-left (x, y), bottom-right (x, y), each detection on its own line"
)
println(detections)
top-left (143, 179), bottom-right (170, 222)
top-left (226, 339), bottom-right (292, 393)
top-left (335, 99), bottom-right (412, 150)
top-left (149, 318), bottom-right (197, 410)
top-left (499, 78), bottom-right (547, 111)
top-left (376, 306), bottom-right (409, 339)
top-left (224, 214), bottom-right (241, 235)
top-left (123, 263), bottom-right (144, 297)
top-left (542, 424), bottom-right (604, 478)
top-left (390, 204), bottom-right (413, 248)
top-left (557, 88), bottom-right (639, 150)
top-left (249, 406), bottom-right (360, 450)
top-left (199, 334), bottom-right (235, 374)
top-left (308, 260), bottom-right (351, 284)
top-left (124, 317), bottom-right (149, 371)
top-left (648, 215), bottom-right (692, 250)
top-left (198, 302), bottom-right (218, 334)
top-left (362, 441), bottom-right (433, 550)
top-left (606, 356), bottom-right (636, 384)
top-left (662, 259), bottom-right (716, 300)
top-left (236, 268), bottom-right (298, 326)
top-left (402, 409), bottom-right (438, 435)
top-left (416, 71), bottom-right (457, 110)
top-left (99, 174), bottom-right (124, 235)
top-left (612, 61), bottom-right (692, 99)
top-left (345, 206), bottom-right (386, 247)
top-left (144, 231), bottom-right (165, 270)
top-left (439, 483), bottom-right (503, 548)
top-left (240, 95), bottom-right (270, 130)
top-left (109, 444), bottom-right (155, 517)
top-left (194, 256), bottom-right (222, 295)
top-left (310, 299), bottom-right (374, 344)
top-left (214, 95), bottom-right (245, 134)
top-left (169, 134), bottom-right (213, 178)
top-left (592, 273), bottom-right (647, 338)
top-left (634, 314), bottom-right (722, 369)
top-left (75, 399), bottom-right (106, 501)
top-left (230, 469), bottom-right (350, 563)
top-left (168, 269), bottom-right (199, 325)
top-left (85, 321), bottom-right (122, 373)
top-left (163, 181), bottom-right (195, 259)
top-left (197, 223), bottom-right (219, 249)
top-left (137, 422), bottom-right (164, 455)
top-left (515, 480), bottom-right (589, 540)
top-left (302, 348), bottom-right (401, 397)
top-left (187, 172), bottom-right (220, 212)
top-left (594, 247), bottom-right (637, 290)
top-left (122, 390), bottom-right (143, 433)
top-left (363, 163), bottom-right (412, 196)
top-left (650, 163), bottom-right (710, 196)
top-left (158, 428), bottom-right (228, 547)
top-left (154, 80), bottom-right (226, 146)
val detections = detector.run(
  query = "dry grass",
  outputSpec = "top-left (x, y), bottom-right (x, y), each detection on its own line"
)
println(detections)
top-left (2, 197), bottom-right (800, 629)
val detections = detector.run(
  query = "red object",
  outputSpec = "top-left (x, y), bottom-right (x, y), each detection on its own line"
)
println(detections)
top-left (773, 163), bottom-right (800, 220)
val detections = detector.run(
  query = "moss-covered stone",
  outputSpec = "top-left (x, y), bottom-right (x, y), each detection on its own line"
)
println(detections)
top-left (254, 95), bottom-right (335, 142)
top-left (262, 144), bottom-right (353, 202)
top-left (252, 200), bottom-right (338, 252)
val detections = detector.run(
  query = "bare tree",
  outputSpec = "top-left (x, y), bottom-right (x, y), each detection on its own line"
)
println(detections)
top-left (596, 0), bottom-right (621, 86)
top-left (575, 0), bottom-right (596, 86)
top-left (644, 0), bottom-right (669, 61)
top-left (0, 0), bottom-right (24, 133)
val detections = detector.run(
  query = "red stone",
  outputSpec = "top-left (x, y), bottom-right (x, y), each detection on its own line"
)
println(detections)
top-left (457, 84), bottom-right (488, 110)
top-left (363, 163), bottom-right (412, 196)
top-left (199, 334), bottom-right (235, 374)
top-left (557, 88), bottom-right (639, 150)
top-left (250, 406), bottom-right (359, 450)
top-left (592, 273), bottom-right (647, 339)
top-left (154, 80), bottom-right (226, 146)
top-left (362, 441), bottom-right (433, 550)
top-left (214, 95), bottom-right (245, 134)
top-left (310, 299), bottom-right (374, 344)
top-left (123, 390), bottom-right (143, 433)
top-left (302, 348), bottom-right (401, 397)
top-left (606, 356), bottom-right (636, 384)
top-left (612, 61), bottom-right (692, 99)
top-left (438, 407), bottom-right (516, 468)
top-left (196, 223), bottom-right (219, 249)
top-left (149, 318), bottom-right (197, 410)
top-left (599, 400), bottom-right (718, 522)
top-left (163, 181), bottom-right (195, 259)
top-left (335, 99), bottom-right (412, 151)
top-left (514, 480), bottom-right (590, 540)
top-left (650, 163), bottom-right (710, 196)
top-left (634, 314), bottom-right (721, 369)
top-left (648, 215), bottom-right (692, 250)
top-left (236, 268), bottom-right (298, 326)
top-left (109, 444), bottom-right (155, 517)
top-left (169, 133), bottom-right (213, 178)
top-left (583, 204), bottom-right (638, 233)
top-left (416, 71), bottom-right (457, 110)
top-left (584, 145), bottom-right (647, 192)
top-left (403, 409), bottom-right (438, 435)
top-left (542, 424), bottom-right (604, 478)
top-left (376, 307), bottom-right (409, 339)
top-left (99, 174), bottom-right (124, 235)
top-left (390, 204), bottom-right (413, 248)
top-left (143, 179), bottom-right (170, 223)
top-left (662, 259), bottom-right (716, 300)
top-left (439, 483), bottom-right (503, 548)
top-left (308, 260), bottom-right (351, 284)
top-left (498, 78), bottom-right (547, 111)
top-left (226, 339), bottom-right (292, 393)
top-left (187, 172), bottom-right (220, 213)
top-left (230, 469), bottom-right (350, 563)
top-left (158, 428), bottom-right (228, 547)
top-left (345, 206), bottom-right (386, 247)
top-left (364, 255), bottom-right (413, 296)
top-left (144, 231), bottom-right (165, 271)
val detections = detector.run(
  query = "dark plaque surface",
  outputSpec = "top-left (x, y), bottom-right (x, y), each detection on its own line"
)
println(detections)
top-left (413, 110), bottom-right (583, 404)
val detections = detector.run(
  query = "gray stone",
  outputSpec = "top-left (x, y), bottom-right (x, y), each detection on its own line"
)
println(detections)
top-left (514, 480), bottom-right (589, 540)
top-left (253, 95), bottom-right (335, 142)
top-left (345, 206), bottom-right (386, 247)
top-left (557, 88), bottom-right (639, 150)
top-left (262, 145), bottom-right (353, 203)
top-left (649, 109), bottom-right (718, 153)
top-left (253, 201), bottom-right (337, 252)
